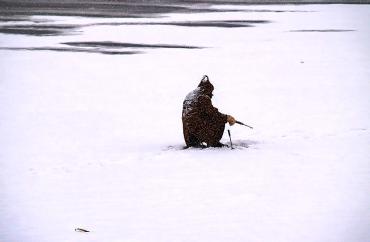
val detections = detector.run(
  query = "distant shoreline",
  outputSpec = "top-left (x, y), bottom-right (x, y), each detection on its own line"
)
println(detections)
top-left (0, 0), bottom-right (369, 18)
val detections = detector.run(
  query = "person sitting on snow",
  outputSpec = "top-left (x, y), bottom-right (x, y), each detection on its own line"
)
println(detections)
top-left (182, 75), bottom-right (236, 148)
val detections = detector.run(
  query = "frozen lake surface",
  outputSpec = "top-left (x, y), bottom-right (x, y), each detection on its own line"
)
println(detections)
top-left (1, 4), bottom-right (370, 242)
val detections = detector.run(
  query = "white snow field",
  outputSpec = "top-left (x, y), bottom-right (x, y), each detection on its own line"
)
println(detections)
top-left (1, 4), bottom-right (370, 242)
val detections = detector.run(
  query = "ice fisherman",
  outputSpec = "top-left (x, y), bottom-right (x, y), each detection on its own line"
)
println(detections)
top-left (182, 75), bottom-right (236, 147)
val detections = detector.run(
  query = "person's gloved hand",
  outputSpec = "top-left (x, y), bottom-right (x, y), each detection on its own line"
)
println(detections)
top-left (227, 115), bottom-right (236, 126)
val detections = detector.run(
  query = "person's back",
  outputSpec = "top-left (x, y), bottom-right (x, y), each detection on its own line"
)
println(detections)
top-left (182, 75), bottom-right (235, 147)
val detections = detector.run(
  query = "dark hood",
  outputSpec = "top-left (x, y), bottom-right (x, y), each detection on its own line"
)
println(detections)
top-left (197, 75), bottom-right (214, 97)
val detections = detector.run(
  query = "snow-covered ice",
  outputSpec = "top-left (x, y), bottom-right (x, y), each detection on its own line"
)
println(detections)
top-left (1, 4), bottom-right (370, 242)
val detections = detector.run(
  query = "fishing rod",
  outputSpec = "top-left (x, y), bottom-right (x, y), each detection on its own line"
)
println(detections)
top-left (235, 120), bottom-right (253, 129)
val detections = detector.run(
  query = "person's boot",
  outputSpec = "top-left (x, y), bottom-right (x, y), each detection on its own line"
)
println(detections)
top-left (209, 142), bottom-right (227, 148)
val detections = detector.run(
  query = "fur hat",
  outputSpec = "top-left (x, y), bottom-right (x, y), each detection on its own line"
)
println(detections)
top-left (198, 75), bottom-right (214, 94)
